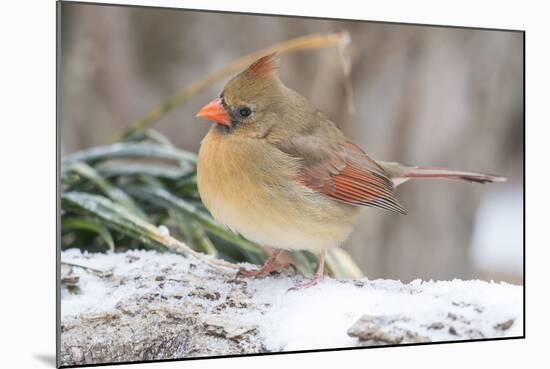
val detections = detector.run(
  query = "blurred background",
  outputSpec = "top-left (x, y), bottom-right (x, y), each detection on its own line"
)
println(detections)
top-left (60, 3), bottom-right (523, 283)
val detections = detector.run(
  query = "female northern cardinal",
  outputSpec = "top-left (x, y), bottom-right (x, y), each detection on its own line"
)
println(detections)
top-left (196, 53), bottom-right (505, 288)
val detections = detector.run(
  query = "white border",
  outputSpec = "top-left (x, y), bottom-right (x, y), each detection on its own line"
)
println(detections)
top-left (2, 0), bottom-right (547, 368)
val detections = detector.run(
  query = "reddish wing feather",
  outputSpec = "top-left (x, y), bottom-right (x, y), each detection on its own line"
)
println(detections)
top-left (300, 142), bottom-right (407, 214)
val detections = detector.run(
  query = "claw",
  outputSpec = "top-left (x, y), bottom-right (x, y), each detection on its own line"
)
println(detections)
top-left (287, 272), bottom-right (324, 291)
top-left (236, 249), bottom-right (288, 279)
top-left (237, 266), bottom-right (271, 278)
top-left (287, 249), bottom-right (326, 291)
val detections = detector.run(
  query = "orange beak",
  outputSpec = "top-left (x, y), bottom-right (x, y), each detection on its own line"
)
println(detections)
top-left (195, 98), bottom-right (231, 128)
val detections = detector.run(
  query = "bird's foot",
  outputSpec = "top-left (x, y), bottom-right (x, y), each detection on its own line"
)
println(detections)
top-left (237, 249), bottom-right (296, 279)
top-left (288, 272), bottom-right (324, 291)
top-left (237, 262), bottom-right (295, 279)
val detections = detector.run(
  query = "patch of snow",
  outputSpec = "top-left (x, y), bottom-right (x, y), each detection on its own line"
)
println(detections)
top-left (61, 249), bottom-right (523, 352)
top-left (157, 225), bottom-right (170, 237)
top-left (248, 277), bottom-right (522, 351)
top-left (61, 248), bottom-right (210, 319)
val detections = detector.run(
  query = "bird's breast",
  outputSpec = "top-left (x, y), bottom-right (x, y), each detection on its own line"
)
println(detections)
top-left (197, 129), bottom-right (359, 251)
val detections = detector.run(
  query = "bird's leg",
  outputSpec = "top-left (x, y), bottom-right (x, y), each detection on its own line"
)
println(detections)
top-left (290, 249), bottom-right (326, 290)
top-left (238, 249), bottom-right (290, 278)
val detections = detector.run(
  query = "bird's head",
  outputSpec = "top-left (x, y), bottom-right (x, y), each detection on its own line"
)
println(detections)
top-left (196, 53), bottom-right (312, 137)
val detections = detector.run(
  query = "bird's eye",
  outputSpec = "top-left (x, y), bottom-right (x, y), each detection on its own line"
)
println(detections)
top-left (238, 107), bottom-right (252, 118)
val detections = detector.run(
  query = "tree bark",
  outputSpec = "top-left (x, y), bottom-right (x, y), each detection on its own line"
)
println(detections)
top-left (59, 251), bottom-right (522, 366)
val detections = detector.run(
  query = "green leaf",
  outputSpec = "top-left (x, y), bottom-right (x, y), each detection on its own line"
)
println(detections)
top-left (174, 174), bottom-right (199, 196)
top-left (325, 248), bottom-right (364, 279)
top-left (96, 161), bottom-right (190, 180)
top-left (62, 216), bottom-right (115, 252)
top-left (61, 192), bottom-right (168, 251)
top-left (172, 210), bottom-right (218, 256)
top-left (66, 162), bottom-right (146, 219)
top-left (62, 142), bottom-right (197, 167)
top-left (61, 172), bottom-right (81, 191)
top-left (288, 250), bottom-right (317, 276)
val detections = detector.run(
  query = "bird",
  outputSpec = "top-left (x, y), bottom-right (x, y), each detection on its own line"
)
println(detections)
top-left (195, 53), bottom-right (505, 289)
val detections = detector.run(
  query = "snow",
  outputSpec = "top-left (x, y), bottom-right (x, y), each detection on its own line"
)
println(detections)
top-left (157, 225), bottom-right (170, 237)
top-left (61, 249), bottom-right (523, 352)
top-left (249, 277), bottom-right (522, 351)
top-left (61, 249), bottom-right (233, 319)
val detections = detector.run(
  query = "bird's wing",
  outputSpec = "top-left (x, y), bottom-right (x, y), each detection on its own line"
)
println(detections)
top-left (275, 130), bottom-right (407, 214)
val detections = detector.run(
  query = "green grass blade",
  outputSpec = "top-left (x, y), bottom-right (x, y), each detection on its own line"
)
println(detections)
top-left (62, 142), bottom-right (197, 167)
top-left (61, 172), bottom-right (81, 192)
top-left (67, 162), bottom-right (146, 219)
top-left (288, 250), bottom-right (317, 277)
top-left (62, 216), bottom-right (115, 252)
top-left (172, 210), bottom-right (218, 256)
top-left (325, 248), bottom-right (364, 279)
top-left (62, 192), bottom-right (168, 250)
top-left (62, 192), bottom-right (240, 270)
top-left (96, 161), bottom-right (191, 180)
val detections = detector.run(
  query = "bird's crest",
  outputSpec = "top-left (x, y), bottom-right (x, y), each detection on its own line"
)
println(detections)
top-left (244, 52), bottom-right (280, 79)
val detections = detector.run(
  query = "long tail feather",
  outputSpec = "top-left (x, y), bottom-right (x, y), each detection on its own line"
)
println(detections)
top-left (402, 166), bottom-right (507, 184)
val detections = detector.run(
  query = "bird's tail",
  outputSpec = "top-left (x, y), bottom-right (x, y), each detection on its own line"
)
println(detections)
top-left (402, 166), bottom-right (507, 184)
top-left (377, 161), bottom-right (507, 187)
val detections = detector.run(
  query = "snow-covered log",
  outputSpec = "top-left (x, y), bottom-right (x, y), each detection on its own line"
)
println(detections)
top-left (59, 250), bottom-right (523, 366)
